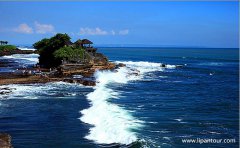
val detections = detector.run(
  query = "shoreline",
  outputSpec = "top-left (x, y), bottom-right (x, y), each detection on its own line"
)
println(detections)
top-left (0, 49), bottom-right (35, 57)
top-left (0, 62), bottom-right (119, 87)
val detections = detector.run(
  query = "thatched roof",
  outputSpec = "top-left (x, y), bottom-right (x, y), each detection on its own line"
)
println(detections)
top-left (82, 39), bottom-right (93, 44)
top-left (74, 39), bottom-right (82, 47)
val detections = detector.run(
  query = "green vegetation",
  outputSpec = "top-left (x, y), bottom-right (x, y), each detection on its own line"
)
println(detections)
top-left (33, 33), bottom-right (86, 68)
top-left (0, 45), bottom-right (17, 51)
top-left (33, 33), bottom-right (71, 68)
top-left (54, 47), bottom-right (85, 62)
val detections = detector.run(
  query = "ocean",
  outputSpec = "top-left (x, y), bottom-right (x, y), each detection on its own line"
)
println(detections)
top-left (0, 47), bottom-right (239, 148)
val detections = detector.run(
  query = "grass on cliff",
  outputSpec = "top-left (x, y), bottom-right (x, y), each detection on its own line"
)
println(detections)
top-left (0, 45), bottom-right (17, 51)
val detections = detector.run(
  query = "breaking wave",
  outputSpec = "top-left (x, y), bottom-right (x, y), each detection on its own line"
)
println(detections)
top-left (80, 61), bottom-right (177, 145)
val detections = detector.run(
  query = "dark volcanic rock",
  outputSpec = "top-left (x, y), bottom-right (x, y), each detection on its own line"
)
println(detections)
top-left (80, 79), bottom-right (96, 86)
top-left (0, 87), bottom-right (16, 95)
top-left (0, 133), bottom-right (12, 148)
top-left (93, 53), bottom-right (108, 65)
top-left (63, 78), bottom-right (96, 86)
top-left (160, 64), bottom-right (166, 68)
top-left (118, 63), bottom-right (126, 67)
top-left (115, 63), bottom-right (126, 68)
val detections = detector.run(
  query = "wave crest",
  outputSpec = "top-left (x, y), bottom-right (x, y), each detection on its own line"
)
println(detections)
top-left (80, 61), bottom-right (177, 145)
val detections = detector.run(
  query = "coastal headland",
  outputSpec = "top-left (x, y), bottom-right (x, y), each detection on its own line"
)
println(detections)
top-left (0, 34), bottom-right (125, 88)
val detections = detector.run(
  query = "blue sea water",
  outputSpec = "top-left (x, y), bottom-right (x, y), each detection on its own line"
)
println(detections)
top-left (0, 47), bottom-right (239, 148)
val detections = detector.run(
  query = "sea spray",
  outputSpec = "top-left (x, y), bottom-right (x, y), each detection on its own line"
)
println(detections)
top-left (80, 67), bottom-right (142, 145)
top-left (80, 61), bottom-right (177, 145)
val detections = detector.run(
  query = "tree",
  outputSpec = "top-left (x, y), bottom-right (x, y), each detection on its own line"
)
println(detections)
top-left (33, 38), bottom-right (49, 50)
top-left (33, 33), bottom-right (71, 68)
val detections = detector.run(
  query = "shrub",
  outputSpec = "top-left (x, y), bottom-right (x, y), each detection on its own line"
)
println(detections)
top-left (54, 47), bottom-right (85, 62)
top-left (0, 45), bottom-right (17, 51)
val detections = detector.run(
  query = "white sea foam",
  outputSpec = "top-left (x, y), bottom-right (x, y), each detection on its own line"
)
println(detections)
top-left (208, 131), bottom-right (221, 135)
top-left (116, 61), bottom-right (167, 73)
top-left (80, 68), bottom-right (142, 145)
top-left (3, 54), bottom-right (39, 65)
top-left (174, 118), bottom-right (183, 122)
top-left (18, 47), bottom-right (36, 51)
top-left (80, 61), bottom-right (177, 145)
top-left (0, 82), bottom-right (84, 99)
top-left (148, 121), bottom-right (158, 124)
top-left (117, 61), bottom-right (177, 72)
top-left (163, 137), bottom-right (171, 140)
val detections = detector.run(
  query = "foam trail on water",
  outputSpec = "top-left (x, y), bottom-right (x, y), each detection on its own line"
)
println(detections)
top-left (116, 61), bottom-right (176, 72)
top-left (18, 47), bottom-right (36, 51)
top-left (3, 54), bottom-right (39, 65)
top-left (0, 82), bottom-right (85, 100)
top-left (80, 61), bottom-right (177, 145)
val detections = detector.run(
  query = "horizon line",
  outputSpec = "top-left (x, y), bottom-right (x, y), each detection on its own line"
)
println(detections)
top-left (14, 43), bottom-right (239, 49)
top-left (0, 0), bottom-right (238, 1)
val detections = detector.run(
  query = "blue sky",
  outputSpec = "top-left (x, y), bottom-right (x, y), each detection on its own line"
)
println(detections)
top-left (0, 2), bottom-right (238, 48)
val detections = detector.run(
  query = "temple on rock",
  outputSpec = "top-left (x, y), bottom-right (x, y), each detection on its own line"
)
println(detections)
top-left (60, 38), bottom-right (109, 75)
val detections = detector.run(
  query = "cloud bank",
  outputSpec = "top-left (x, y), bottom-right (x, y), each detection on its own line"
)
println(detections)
top-left (34, 22), bottom-right (55, 34)
top-left (79, 27), bottom-right (129, 36)
top-left (12, 22), bottom-right (55, 34)
top-left (11, 24), bottom-right (128, 36)
top-left (79, 27), bottom-right (108, 35)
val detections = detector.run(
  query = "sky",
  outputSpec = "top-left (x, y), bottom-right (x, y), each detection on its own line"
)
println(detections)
top-left (0, 2), bottom-right (239, 48)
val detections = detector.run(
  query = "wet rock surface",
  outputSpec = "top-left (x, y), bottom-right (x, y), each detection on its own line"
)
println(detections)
top-left (63, 78), bottom-right (96, 86)
top-left (0, 87), bottom-right (16, 95)
top-left (0, 63), bottom-right (116, 86)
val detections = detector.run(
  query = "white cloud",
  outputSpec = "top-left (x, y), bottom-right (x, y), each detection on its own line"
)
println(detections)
top-left (13, 23), bottom-right (33, 34)
top-left (78, 27), bottom-right (129, 36)
top-left (79, 27), bottom-right (108, 35)
top-left (34, 21), bottom-right (54, 34)
top-left (119, 29), bottom-right (129, 35)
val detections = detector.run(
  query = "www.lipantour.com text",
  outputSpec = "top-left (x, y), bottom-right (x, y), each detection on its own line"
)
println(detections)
top-left (181, 138), bottom-right (236, 144)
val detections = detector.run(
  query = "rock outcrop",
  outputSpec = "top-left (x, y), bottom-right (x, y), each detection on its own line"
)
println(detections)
top-left (0, 133), bottom-right (12, 148)
top-left (59, 62), bottom-right (116, 77)
top-left (0, 62), bottom-right (128, 87)
top-left (0, 36), bottom-right (127, 87)
top-left (63, 78), bottom-right (96, 86)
